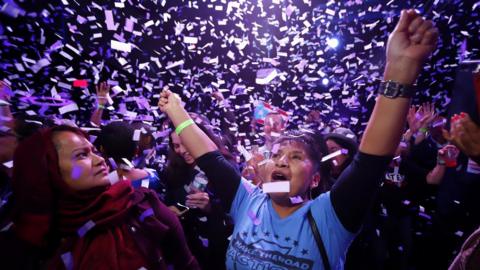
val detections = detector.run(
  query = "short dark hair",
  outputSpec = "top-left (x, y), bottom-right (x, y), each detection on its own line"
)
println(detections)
top-left (97, 121), bottom-right (137, 163)
top-left (274, 129), bottom-right (332, 194)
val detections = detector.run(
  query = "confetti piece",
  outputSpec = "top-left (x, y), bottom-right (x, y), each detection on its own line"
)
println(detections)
top-left (139, 208), bottom-right (154, 222)
top-left (290, 196), bottom-right (303, 204)
top-left (165, 60), bottom-right (185, 69)
top-left (108, 171), bottom-right (120, 185)
top-left (121, 158), bottom-right (134, 169)
top-left (61, 252), bottom-right (74, 270)
top-left (104, 10), bottom-right (118, 31)
top-left (263, 181), bottom-right (290, 193)
top-left (321, 149), bottom-right (348, 162)
top-left (141, 179), bottom-right (149, 188)
top-left (108, 158), bottom-right (118, 170)
top-left (199, 236), bottom-right (209, 247)
top-left (256, 68), bottom-right (279, 85)
top-left (59, 103), bottom-right (79, 115)
top-left (111, 40), bottom-right (132, 53)
top-left (247, 210), bottom-right (261, 225)
top-left (77, 220), bottom-right (95, 237)
top-left (73, 80), bottom-right (88, 88)
top-left (2, 160), bottom-right (13, 169)
top-left (133, 129), bottom-right (141, 141)
top-left (71, 165), bottom-right (82, 180)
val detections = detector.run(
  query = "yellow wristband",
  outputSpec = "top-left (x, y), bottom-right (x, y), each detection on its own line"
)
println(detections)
top-left (175, 119), bottom-right (194, 136)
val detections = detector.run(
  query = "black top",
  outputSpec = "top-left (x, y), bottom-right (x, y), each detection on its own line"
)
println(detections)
top-left (196, 150), bottom-right (392, 233)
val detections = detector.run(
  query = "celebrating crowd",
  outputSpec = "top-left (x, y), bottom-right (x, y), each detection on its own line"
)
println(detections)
top-left (0, 9), bottom-right (479, 270)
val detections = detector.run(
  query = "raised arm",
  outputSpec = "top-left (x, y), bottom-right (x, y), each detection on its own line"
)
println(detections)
top-left (158, 89), bottom-right (241, 210)
top-left (360, 10), bottom-right (438, 155)
top-left (331, 9), bottom-right (439, 232)
top-left (90, 82), bottom-right (110, 127)
top-left (158, 89), bottom-right (217, 157)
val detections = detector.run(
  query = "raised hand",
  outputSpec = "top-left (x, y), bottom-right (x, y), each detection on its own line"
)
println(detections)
top-left (385, 9), bottom-right (439, 85)
top-left (443, 113), bottom-right (480, 161)
top-left (418, 102), bottom-right (437, 129)
top-left (158, 86), bottom-right (183, 114)
top-left (387, 9), bottom-right (438, 64)
top-left (95, 82), bottom-right (110, 106)
top-left (407, 105), bottom-right (421, 132)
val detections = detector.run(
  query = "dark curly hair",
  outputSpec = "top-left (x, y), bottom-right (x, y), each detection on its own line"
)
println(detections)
top-left (273, 129), bottom-right (333, 196)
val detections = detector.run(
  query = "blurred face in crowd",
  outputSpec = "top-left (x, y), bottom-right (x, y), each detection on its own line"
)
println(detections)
top-left (53, 131), bottom-right (110, 190)
top-left (306, 110), bottom-right (321, 123)
top-left (0, 130), bottom-right (17, 165)
top-left (263, 140), bottom-right (320, 204)
top-left (170, 131), bottom-right (195, 165)
top-left (264, 113), bottom-right (286, 141)
top-left (326, 139), bottom-right (348, 175)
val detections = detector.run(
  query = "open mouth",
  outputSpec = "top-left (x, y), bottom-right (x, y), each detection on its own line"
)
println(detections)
top-left (271, 171), bottom-right (289, 182)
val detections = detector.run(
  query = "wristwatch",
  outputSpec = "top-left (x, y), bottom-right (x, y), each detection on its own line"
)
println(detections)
top-left (378, 80), bottom-right (415, 98)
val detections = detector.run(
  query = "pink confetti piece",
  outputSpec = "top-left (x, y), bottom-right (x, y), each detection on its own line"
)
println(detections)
top-left (73, 80), bottom-right (88, 88)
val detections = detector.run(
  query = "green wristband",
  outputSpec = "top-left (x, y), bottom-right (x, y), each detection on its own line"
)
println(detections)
top-left (419, 127), bottom-right (428, 133)
top-left (97, 104), bottom-right (105, 109)
top-left (175, 119), bottom-right (194, 136)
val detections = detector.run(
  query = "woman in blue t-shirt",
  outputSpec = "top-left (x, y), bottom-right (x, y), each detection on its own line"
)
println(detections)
top-left (158, 9), bottom-right (438, 270)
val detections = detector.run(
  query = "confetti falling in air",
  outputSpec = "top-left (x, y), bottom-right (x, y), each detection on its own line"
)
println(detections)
top-left (0, 0), bottom-right (476, 154)
top-left (139, 208), bottom-right (154, 222)
top-left (77, 220), bottom-right (95, 237)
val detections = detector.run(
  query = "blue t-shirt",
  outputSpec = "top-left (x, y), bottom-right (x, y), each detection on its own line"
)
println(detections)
top-left (226, 179), bottom-right (355, 270)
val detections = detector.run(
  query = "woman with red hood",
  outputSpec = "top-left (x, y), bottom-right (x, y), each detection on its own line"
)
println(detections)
top-left (0, 125), bottom-right (199, 270)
